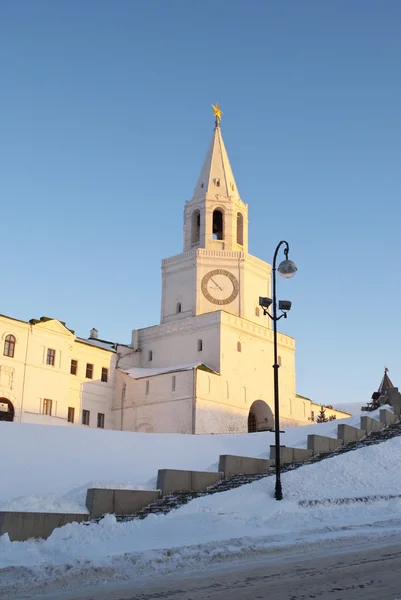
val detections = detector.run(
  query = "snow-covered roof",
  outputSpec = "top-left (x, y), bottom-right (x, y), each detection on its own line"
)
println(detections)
top-left (77, 338), bottom-right (116, 352)
top-left (122, 362), bottom-right (218, 380)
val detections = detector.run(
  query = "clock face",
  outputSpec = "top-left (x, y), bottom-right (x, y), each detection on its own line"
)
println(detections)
top-left (201, 269), bottom-right (239, 305)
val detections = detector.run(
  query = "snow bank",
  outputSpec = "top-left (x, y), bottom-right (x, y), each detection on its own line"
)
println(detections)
top-left (1, 432), bottom-right (400, 586)
top-left (0, 410), bottom-right (370, 514)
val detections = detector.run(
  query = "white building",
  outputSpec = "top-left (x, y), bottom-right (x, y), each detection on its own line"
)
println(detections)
top-left (0, 110), bottom-right (350, 432)
top-left (0, 316), bottom-right (118, 428)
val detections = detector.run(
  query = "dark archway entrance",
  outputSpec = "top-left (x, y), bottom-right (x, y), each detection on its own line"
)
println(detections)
top-left (0, 398), bottom-right (15, 422)
top-left (248, 400), bottom-right (274, 432)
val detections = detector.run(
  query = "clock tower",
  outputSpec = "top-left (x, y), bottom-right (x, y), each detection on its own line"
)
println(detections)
top-left (161, 105), bottom-right (271, 326)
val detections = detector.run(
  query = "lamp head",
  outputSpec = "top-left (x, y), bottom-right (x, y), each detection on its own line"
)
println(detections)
top-left (259, 296), bottom-right (272, 309)
top-left (278, 259), bottom-right (297, 279)
top-left (278, 300), bottom-right (292, 312)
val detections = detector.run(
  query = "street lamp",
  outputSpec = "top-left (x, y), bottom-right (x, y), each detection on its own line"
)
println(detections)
top-left (259, 241), bottom-right (297, 500)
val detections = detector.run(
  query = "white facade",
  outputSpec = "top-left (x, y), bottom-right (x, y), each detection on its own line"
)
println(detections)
top-left (1, 114), bottom-right (350, 432)
top-left (0, 315), bottom-right (116, 428)
top-left (111, 118), bottom-right (349, 433)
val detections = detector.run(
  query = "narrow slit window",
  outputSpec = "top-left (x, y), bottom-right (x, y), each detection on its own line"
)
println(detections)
top-left (236, 212), bottom-right (244, 245)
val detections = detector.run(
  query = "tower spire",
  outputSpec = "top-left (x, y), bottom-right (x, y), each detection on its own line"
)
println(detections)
top-left (193, 104), bottom-right (240, 201)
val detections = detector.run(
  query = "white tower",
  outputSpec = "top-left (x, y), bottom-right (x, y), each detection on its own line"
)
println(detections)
top-left (161, 105), bottom-right (271, 326)
top-left (183, 109), bottom-right (248, 253)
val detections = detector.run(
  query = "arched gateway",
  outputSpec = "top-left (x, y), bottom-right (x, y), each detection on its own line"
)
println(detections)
top-left (0, 398), bottom-right (15, 422)
top-left (248, 400), bottom-right (274, 433)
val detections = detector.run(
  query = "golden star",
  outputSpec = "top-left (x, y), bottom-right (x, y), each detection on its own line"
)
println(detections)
top-left (212, 102), bottom-right (223, 121)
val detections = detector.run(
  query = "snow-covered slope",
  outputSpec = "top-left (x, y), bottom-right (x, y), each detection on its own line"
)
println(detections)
top-left (1, 428), bottom-right (401, 594)
top-left (0, 412), bottom-right (371, 513)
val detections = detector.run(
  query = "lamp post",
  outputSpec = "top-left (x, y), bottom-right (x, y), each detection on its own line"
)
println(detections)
top-left (259, 241), bottom-right (297, 500)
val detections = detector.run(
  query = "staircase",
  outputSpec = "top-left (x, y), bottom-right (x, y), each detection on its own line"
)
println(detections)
top-left (115, 420), bottom-right (401, 523)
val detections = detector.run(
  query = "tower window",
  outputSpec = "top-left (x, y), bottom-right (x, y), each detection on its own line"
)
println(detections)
top-left (145, 380), bottom-right (150, 396)
top-left (172, 375), bottom-right (176, 392)
top-left (255, 307), bottom-right (260, 317)
top-left (176, 302), bottom-right (182, 313)
top-left (191, 209), bottom-right (201, 245)
top-left (212, 209), bottom-right (224, 240)
top-left (237, 212), bottom-right (244, 245)
top-left (197, 339), bottom-right (203, 352)
top-left (216, 178), bottom-right (220, 187)
top-left (237, 341), bottom-right (242, 352)
top-left (200, 182), bottom-right (204, 188)
top-left (148, 350), bottom-right (153, 361)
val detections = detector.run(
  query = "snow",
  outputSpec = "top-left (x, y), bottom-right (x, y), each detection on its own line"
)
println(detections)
top-left (123, 362), bottom-right (217, 378)
top-left (0, 410), bottom-right (371, 514)
top-left (1, 406), bottom-right (400, 598)
top-left (77, 338), bottom-right (115, 351)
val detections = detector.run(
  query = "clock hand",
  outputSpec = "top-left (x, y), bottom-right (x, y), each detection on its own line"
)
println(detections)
top-left (210, 278), bottom-right (223, 291)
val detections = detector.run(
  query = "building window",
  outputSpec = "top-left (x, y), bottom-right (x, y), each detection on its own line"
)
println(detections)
top-left (237, 341), bottom-right (242, 352)
top-left (191, 209), bottom-right (200, 245)
top-left (311, 411), bottom-right (315, 422)
top-left (255, 307), bottom-right (260, 317)
top-left (237, 212), bottom-right (244, 245)
top-left (172, 375), bottom-right (176, 392)
top-left (97, 413), bottom-right (105, 429)
top-left (145, 380), bottom-right (150, 396)
top-left (82, 409), bottom-right (90, 426)
top-left (215, 178), bottom-right (220, 187)
top-left (197, 339), bottom-right (203, 352)
top-left (176, 302), bottom-right (182, 313)
top-left (70, 359), bottom-right (78, 376)
top-left (46, 348), bottom-right (56, 366)
top-left (42, 398), bottom-right (53, 416)
top-left (212, 209), bottom-right (224, 240)
top-left (101, 367), bottom-right (108, 383)
top-left (3, 335), bottom-right (16, 358)
top-left (86, 363), bottom-right (93, 379)
top-left (148, 350), bottom-right (153, 362)
top-left (67, 406), bottom-right (75, 423)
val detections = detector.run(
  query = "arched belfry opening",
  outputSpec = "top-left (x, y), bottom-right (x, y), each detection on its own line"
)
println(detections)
top-left (237, 212), bottom-right (243, 245)
top-left (248, 400), bottom-right (274, 433)
top-left (212, 209), bottom-right (224, 240)
top-left (0, 398), bottom-right (15, 422)
top-left (191, 210), bottom-right (200, 245)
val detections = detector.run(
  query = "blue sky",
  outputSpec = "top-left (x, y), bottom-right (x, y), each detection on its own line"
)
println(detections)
top-left (1, 1), bottom-right (401, 406)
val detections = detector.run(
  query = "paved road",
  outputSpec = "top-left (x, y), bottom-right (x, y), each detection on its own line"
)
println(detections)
top-left (68, 541), bottom-right (401, 600)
